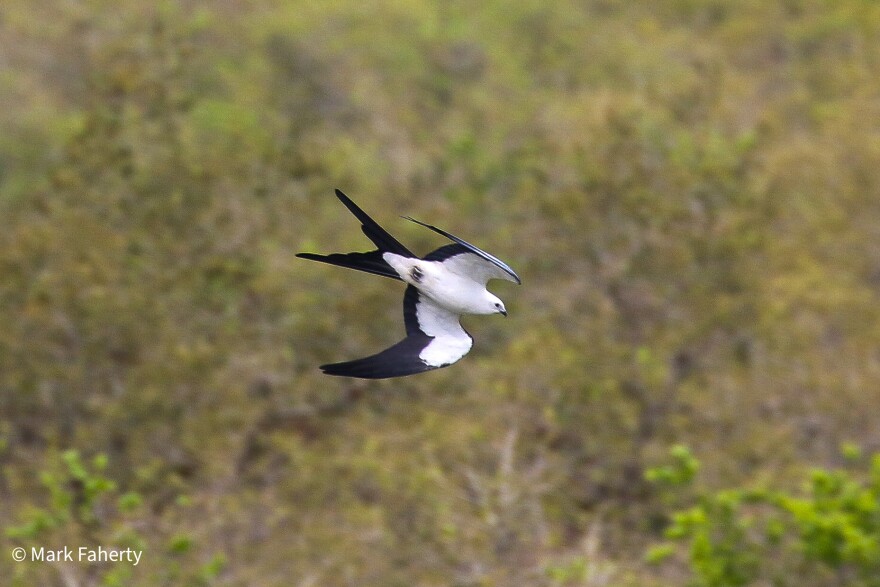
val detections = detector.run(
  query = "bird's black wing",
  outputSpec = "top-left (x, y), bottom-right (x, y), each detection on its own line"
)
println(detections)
top-left (319, 333), bottom-right (439, 379)
top-left (320, 286), bottom-right (471, 379)
top-left (321, 287), bottom-right (435, 378)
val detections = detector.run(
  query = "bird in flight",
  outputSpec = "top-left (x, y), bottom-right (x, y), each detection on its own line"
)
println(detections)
top-left (297, 189), bottom-right (521, 379)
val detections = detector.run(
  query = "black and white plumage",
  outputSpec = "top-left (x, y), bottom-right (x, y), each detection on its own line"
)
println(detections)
top-left (297, 189), bottom-right (521, 379)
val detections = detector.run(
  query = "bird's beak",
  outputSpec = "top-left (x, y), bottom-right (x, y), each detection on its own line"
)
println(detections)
top-left (500, 309), bottom-right (508, 317)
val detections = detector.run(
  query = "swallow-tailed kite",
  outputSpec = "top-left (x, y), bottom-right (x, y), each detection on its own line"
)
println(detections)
top-left (297, 189), bottom-right (521, 379)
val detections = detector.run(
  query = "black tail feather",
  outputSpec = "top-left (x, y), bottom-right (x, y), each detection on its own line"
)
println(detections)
top-left (295, 251), bottom-right (401, 281)
top-left (334, 189), bottom-right (414, 257)
top-left (297, 189), bottom-right (415, 280)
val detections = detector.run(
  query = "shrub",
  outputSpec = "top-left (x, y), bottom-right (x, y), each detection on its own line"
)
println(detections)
top-left (647, 445), bottom-right (880, 586)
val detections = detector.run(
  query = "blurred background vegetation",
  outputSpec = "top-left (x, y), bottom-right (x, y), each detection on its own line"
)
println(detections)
top-left (2, 1), bottom-right (880, 585)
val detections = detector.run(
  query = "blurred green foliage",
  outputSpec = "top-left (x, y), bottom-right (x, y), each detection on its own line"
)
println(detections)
top-left (648, 445), bottom-right (880, 587)
top-left (5, 449), bottom-right (221, 586)
top-left (1, 0), bottom-right (880, 584)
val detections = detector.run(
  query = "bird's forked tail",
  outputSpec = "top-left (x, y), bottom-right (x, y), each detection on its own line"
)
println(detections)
top-left (296, 189), bottom-right (414, 280)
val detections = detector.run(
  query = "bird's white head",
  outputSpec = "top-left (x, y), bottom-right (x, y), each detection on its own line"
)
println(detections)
top-left (484, 291), bottom-right (507, 317)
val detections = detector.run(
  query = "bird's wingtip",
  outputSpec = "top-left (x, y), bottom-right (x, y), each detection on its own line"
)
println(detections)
top-left (401, 215), bottom-right (426, 227)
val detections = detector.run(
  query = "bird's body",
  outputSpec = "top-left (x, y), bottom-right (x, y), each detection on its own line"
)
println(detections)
top-left (297, 189), bottom-right (520, 379)
top-left (382, 253), bottom-right (502, 316)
